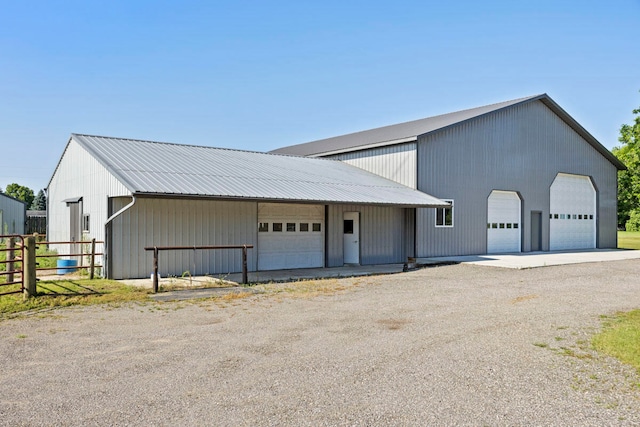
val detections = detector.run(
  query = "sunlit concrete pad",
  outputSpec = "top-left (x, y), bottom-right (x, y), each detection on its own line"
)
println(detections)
top-left (122, 264), bottom-right (406, 290)
top-left (417, 249), bottom-right (640, 269)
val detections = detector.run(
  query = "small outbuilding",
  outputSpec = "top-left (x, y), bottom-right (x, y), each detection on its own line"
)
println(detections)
top-left (47, 134), bottom-right (447, 279)
top-left (273, 94), bottom-right (626, 257)
top-left (0, 192), bottom-right (26, 237)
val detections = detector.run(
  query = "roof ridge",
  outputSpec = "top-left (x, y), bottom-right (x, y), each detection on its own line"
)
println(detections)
top-left (70, 133), bottom-right (337, 161)
top-left (271, 94), bottom-right (545, 155)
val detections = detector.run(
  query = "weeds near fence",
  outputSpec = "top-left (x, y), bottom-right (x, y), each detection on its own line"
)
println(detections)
top-left (0, 279), bottom-right (152, 317)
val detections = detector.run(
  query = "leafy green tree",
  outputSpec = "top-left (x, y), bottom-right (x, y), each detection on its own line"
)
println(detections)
top-left (31, 189), bottom-right (47, 210)
top-left (613, 103), bottom-right (640, 229)
top-left (4, 183), bottom-right (35, 208)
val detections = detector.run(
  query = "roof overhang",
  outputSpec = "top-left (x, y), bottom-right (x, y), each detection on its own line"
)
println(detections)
top-left (131, 191), bottom-right (450, 208)
top-left (308, 136), bottom-right (418, 158)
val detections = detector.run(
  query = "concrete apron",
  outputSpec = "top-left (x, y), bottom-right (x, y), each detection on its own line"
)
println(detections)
top-left (122, 263), bottom-right (406, 293)
top-left (123, 249), bottom-right (640, 301)
top-left (417, 248), bottom-right (640, 270)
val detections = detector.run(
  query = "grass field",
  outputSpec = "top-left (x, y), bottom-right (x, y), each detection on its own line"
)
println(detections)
top-left (618, 231), bottom-right (640, 250)
top-left (593, 310), bottom-right (640, 375)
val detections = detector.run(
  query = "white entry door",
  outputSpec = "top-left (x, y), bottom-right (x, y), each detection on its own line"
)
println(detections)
top-left (549, 173), bottom-right (596, 250)
top-left (343, 212), bottom-right (360, 264)
top-left (487, 190), bottom-right (521, 254)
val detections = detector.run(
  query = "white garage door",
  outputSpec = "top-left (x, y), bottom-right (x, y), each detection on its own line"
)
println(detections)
top-left (550, 174), bottom-right (596, 251)
top-left (258, 203), bottom-right (324, 270)
top-left (487, 190), bottom-right (521, 253)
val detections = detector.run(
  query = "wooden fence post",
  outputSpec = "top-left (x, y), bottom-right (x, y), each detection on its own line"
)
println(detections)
top-left (23, 237), bottom-right (37, 299)
top-left (7, 238), bottom-right (14, 284)
top-left (89, 238), bottom-right (96, 279)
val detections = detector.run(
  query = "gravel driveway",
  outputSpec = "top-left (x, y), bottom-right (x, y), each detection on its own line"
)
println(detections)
top-left (1, 260), bottom-right (640, 426)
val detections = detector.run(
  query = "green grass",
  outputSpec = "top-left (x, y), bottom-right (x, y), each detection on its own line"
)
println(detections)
top-left (0, 279), bottom-right (152, 317)
top-left (0, 240), bottom-right (59, 282)
top-left (593, 310), bottom-right (640, 373)
top-left (618, 231), bottom-right (640, 250)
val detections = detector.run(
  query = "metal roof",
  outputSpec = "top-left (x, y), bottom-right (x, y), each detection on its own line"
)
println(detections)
top-left (70, 134), bottom-right (449, 207)
top-left (270, 94), bottom-right (626, 171)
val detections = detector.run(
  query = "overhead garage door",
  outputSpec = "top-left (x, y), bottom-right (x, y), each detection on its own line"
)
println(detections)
top-left (258, 203), bottom-right (324, 270)
top-left (487, 190), bottom-right (521, 253)
top-left (550, 173), bottom-right (596, 251)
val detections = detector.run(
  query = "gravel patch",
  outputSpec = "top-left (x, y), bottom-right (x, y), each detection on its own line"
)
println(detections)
top-left (1, 260), bottom-right (640, 426)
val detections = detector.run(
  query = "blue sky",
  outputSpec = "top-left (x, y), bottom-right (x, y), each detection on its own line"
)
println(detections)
top-left (1, 0), bottom-right (639, 193)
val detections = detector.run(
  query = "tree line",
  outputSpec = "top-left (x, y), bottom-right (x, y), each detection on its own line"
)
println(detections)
top-left (614, 97), bottom-right (640, 231)
top-left (0, 184), bottom-right (46, 210)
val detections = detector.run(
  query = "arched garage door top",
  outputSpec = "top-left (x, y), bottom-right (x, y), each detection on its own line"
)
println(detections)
top-left (549, 173), bottom-right (596, 251)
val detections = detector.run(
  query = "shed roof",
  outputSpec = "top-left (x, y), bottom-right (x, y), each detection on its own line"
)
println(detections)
top-left (69, 134), bottom-right (448, 207)
top-left (0, 192), bottom-right (27, 206)
top-left (271, 94), bottom-right (626, 170)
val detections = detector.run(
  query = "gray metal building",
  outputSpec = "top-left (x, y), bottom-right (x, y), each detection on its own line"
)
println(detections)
top-left (0, 192), bottom-right (26, 237)
top-left (47, 134), bottom-right (447, 279)
top-left (273, 94), bottom-right (626, 257)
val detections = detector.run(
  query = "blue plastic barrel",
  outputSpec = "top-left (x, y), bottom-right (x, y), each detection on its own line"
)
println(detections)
top-left (56, 259), bottom-right (78, 275)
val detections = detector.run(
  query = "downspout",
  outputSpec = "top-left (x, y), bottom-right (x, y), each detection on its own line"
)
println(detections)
top-left (103, 195), bottom-right (136, 278)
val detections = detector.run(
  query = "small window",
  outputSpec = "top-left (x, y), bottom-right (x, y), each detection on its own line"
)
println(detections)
top-left (549, 214), bottom-right (553, 219)
top-left (487, 223), bottom-right (491, 229)
top-left (513, 223), bottom-right (519, 229)
top-left (312, 223), bottom-right (321, 232)
top-left (567, 213), bottom-right (571, 219)
top-left (435, 199), bottom-right (454, 227)
top-left (572, 214), bottom-right (577, 219)
top-left (554, 214), bottom-right (559, 219)
top-left (578, 214), bottom-right (583, 220)
top-left (492, 223), bottom-right (498, 229)
top-left (287, 223), bottom-right (296, 232)
top-left (258, 222), bottom-right (269, 232)
top-left (589, 214), bottom-right (594, 220)
top-left (273, 223), bottom-right (283, 232)
top-left (82, 214), bottom-right (90, 233)
top-left (499, 223), bottom-right (505, 229)
top-left (560, 214), bottom-right (566, 219)
top-left (300, 223), bottom-right (309, 232)
top-left (344, 219), bottom-right (354, 234)
top-left (506, 223), bottom-right (512, 229)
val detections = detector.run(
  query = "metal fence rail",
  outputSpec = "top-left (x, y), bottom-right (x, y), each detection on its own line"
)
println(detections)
top-left (0, 235), bottom-right (105, 299)
top-left (0, 235), bottom-right (25, 295)
top-left (39, 239), bottom-right (104, 279)
top-left (144, 245), bottom-right (254, 293)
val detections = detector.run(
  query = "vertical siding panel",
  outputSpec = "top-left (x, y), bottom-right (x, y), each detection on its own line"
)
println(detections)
top-left (48, 138), bottom-right (130, 266)
top-left (0, 195), bottom-right (26, 235)
top-left (329, 143), bottom-right (417, 188)
top-left (326, 204), bottom-right (407, 267)
top-left (416, 100), bottom-right (618, 257)
top-left (109, 198), bottom-right (257, 279)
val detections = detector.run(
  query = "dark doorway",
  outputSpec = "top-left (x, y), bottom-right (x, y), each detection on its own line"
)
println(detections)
top-left (531, 211), bottom-right (542, 251)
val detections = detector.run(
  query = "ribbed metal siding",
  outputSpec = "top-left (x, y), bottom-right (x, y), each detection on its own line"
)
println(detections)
top-left (326, 204), bottom-right (410, 267)
top-left (47, 139), bottom-right (130, 263)
top-left (416, 100), bottom-right (619, 256)
top-left (0, 195), bottom-right (25, 235)
top-left (328, 143), bottom-right (417, 188)
top-left (109, 197), bottom-right (257, 279)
